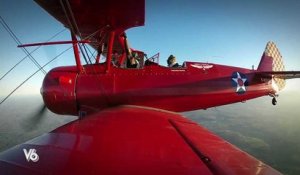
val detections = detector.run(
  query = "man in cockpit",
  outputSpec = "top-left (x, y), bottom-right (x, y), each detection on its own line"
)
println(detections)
top-left (167, 55), bottom-right (180, 68)
top-left (127, 52), bottom-right (139, 68)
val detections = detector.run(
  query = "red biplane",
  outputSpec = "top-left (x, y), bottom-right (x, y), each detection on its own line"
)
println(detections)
top-left (1, 0), bottom-right (300, 174)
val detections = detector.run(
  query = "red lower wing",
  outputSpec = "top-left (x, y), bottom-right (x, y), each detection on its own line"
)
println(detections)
top-left (0, 106), bottom-right (281, 175)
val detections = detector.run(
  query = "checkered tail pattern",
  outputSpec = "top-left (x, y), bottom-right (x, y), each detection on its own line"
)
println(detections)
top-left (264, 41), bottom-right (286, 91)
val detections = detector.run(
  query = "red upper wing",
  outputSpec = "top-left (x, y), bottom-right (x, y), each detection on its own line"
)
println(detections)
top-left (0, 106), bottom-right (281, 175)
top-left (35, 0), bottom-right (145, 32)
top-left (34, 0), bottom-right (145, 51)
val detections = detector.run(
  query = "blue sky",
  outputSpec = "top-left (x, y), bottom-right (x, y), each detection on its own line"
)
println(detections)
top-left (0, 0), bottom-right (300, 97)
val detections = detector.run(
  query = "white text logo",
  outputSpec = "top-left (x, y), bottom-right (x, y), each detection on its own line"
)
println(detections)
top-left (23, 149), bottom-right (39, 162)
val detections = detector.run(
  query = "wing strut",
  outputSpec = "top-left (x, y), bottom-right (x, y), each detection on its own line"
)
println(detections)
top-left (106, 31), bottom-right (115, 73)
top-left (71, 32), bottom-right (84, 73)
top-left (95, 44), bottom-right (104, 64)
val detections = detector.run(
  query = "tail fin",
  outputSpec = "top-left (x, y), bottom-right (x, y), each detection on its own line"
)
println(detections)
top-left (257, 41), bottom-right (286, 91)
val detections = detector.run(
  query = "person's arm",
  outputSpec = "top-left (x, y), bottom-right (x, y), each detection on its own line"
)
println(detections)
top-left (123, 33), bottom-right (132, 58)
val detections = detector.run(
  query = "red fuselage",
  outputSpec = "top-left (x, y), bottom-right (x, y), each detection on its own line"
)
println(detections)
top-left (41, 61), bottom-right (274, 116)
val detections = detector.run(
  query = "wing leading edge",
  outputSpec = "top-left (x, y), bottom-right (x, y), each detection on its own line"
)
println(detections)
top-left (0, 106), bottom-right (281, 175)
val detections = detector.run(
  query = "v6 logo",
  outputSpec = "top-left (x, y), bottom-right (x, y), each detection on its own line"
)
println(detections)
top-left (23, 149), bottom-right (39, 162)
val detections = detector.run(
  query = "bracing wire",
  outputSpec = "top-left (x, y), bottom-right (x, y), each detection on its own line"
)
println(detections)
top-left (59, 0), bottom-right (88, 65)
top-left (85, 44), bottom-right (97, 62)
top-left (78, 42), bottom-right (91, 65)
top-left (0, 30), bottom-right (100, 105)
top-left (81, 43), bottom-right (93, 64)
top-left (65, 0), bottom-right (82, 38)
top-left (61, 0), bottom-right (93, 65)
top-left (0, 15), bottom-right (47, 74)
top-left (0, 28), bottom-right (66, 81)
top-left (0, 47), bottom-right (73, 105)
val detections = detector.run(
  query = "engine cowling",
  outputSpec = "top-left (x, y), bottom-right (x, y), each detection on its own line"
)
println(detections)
top-left (41, 67), bottom-right (78, 116)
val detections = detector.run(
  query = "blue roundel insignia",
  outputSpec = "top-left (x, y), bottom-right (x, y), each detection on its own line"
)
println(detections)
top-left (231, 72), bottom-right (248, 94)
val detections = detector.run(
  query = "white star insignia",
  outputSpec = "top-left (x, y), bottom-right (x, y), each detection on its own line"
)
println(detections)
top-left (232, 72), bottom-right (247, 92)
